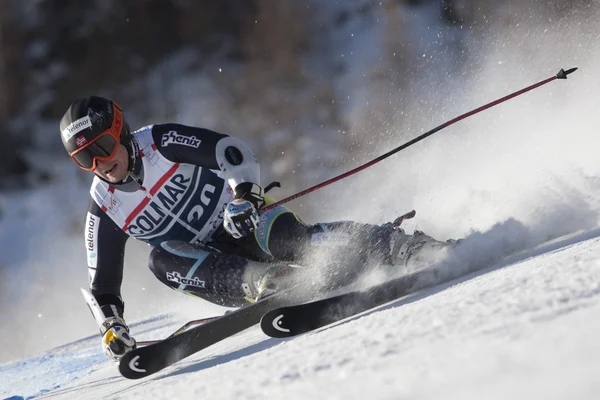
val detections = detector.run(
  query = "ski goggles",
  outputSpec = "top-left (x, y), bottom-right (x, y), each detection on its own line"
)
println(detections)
top-left (69, 102), bottom-right (124, 171)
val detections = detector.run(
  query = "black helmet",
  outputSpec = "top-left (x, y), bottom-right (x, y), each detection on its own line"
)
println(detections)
top-left (59, 96), bottom-right (131, 171)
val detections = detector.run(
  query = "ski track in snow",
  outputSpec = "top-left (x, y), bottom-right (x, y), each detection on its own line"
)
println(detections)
top-left (3, 230), bottom-right (600, 400)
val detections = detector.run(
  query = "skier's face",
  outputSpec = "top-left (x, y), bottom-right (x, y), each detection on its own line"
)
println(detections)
top-left (94, 144), bottom-right (129, 183)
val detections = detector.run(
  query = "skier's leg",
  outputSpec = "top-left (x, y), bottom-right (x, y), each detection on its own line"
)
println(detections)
top-left (271, 214), bottom-right (455, 270)
top-left (201, 203), bottom-right (453, 299)
top-left (147, 241), bottom-right (286, 307)
top-left (207, 205), bottom-right (381, 295)
top-left (263, 207), bottom-right (455, 279)
top-left (246, 207), bottom-right (393, 291)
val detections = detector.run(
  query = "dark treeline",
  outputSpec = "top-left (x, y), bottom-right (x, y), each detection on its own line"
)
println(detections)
top-left (0, 0), bottom-right (590, 188)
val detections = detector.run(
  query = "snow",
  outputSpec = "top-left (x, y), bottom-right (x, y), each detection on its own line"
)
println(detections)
top-left (3, 228), bottom-right (600, 399)
top-left (2, 0), bottom-right (600, 398)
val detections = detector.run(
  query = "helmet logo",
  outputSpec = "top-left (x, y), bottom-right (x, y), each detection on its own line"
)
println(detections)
top-left (62, 116), bottom-right (91, 141)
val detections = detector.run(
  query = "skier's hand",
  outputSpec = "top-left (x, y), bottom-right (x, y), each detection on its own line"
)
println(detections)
top-left (223, 182), bottom-right (264, 239)
top-left (223, 199), bottom-right (260, 239)
top-left (101, 319), bottom-right (136, 362)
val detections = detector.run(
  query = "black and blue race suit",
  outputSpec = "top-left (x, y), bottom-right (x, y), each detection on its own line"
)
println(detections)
top-left (85, 123), bottom-right (393, 315)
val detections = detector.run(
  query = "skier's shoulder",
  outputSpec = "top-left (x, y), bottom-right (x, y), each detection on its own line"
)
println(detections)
top-left (131, 124), bottom-right (156, 148)
top-left (89, 175), bottom-right (108, 197)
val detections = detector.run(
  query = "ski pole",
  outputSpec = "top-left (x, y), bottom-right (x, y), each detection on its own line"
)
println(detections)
top-left (261, 67), bottom-right (578, 212)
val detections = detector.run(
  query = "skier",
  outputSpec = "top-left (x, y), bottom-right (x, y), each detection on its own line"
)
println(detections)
top-left (60, 96), bottom-right (453, 361)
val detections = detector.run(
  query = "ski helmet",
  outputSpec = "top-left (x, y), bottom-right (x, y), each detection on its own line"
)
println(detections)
top-left (59, 96), bottom-right (131, 171)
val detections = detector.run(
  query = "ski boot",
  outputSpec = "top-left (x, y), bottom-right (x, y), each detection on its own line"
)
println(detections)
top-left (388, 229), bottom-right (457, 269)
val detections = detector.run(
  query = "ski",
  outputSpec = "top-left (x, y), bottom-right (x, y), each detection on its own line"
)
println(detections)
top-left (136, 315), bottom-right (221, 347)
top-left (119, 291), bottom-right (301, 379)
top-left (119, 208), bottom-right (421, 378)
top-left (260, 202), bottom-right (595, 339)
top-left (260, 270), bottom-right (426, 338)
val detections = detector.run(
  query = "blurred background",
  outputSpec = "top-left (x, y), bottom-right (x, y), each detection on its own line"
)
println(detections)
top-left (0, 0), bottom-right (599, 363)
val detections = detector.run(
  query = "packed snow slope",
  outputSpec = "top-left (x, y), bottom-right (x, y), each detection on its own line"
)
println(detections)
top-left (2, 1), bottom-right (600, 399)
top-left (3, 227), bottom-right (600, 400)
top-left (2, 0), bottom-right (600, 366)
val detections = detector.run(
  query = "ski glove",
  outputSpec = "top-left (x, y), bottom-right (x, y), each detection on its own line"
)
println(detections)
top-left (223, 182), bottom-right (264, 239)
top-left (101, 316), bottom-right (136, 362)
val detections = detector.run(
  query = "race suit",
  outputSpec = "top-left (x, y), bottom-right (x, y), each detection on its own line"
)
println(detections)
top-left (86, 123), bottom-right (394, 317)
